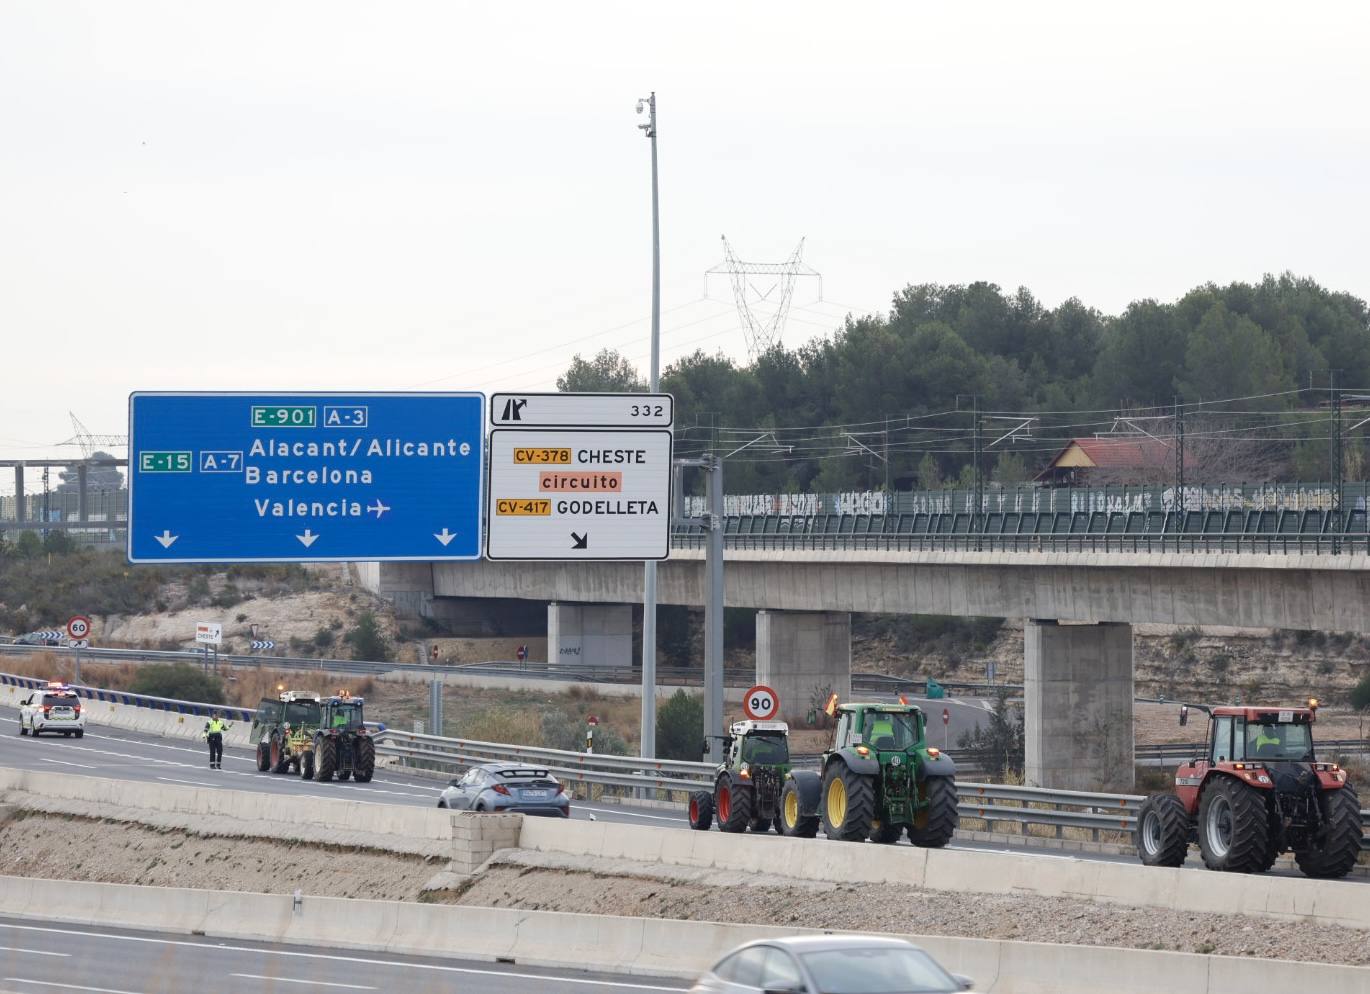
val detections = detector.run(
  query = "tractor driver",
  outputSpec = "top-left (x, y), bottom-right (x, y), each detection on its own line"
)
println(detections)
top-left (1252, 721), bottom-right (1282, 757)
top-left (866, 714), bottom-right (897, 751)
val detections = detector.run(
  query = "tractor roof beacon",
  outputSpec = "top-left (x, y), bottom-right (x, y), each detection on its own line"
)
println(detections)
top-left (1135, 699), bottom-right (1363, 877)
top-left (779, 702), bottom-right (959, 847)
top-left (687, 720), bottom-right (793, 834)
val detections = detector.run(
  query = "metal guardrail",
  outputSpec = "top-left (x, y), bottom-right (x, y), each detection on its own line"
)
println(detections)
top-left (0, 671), bottom-right (255, 722)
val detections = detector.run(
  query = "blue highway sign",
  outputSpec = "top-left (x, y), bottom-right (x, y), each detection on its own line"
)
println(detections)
top-left (128, 392), bottom-right (485, 563)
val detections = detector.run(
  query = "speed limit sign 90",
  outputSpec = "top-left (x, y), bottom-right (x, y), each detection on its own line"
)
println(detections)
top-left (66, 615), bottom-right (92, 642)
top-left (742, 684), bottom-right (779, 721)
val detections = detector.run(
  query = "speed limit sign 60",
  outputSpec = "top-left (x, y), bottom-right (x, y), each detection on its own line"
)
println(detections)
top-left (66, 615), bottom-right (92, 642)
top-left (742, 684), bottom-right (779, 721)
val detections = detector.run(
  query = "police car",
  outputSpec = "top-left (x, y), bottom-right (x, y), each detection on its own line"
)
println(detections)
top-left (18, 682), bottom-right (86, 738)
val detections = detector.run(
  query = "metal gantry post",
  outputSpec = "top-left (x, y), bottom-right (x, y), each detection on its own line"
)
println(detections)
top-left (1330, 372), bottom-right (1343, 554)
top-left (1174, 399), bottom-right (1184, 552)
top-left (638, 90), bottom-right (661, 763)
top-left (703, 454), bottom-right (725, 764)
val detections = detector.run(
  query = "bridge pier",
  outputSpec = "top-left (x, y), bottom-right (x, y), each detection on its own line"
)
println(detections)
top-left (547, 602), bottom-right (632, 670)
top-left (755, 610), bottom-right (851, 724)
top-left (1024, 620), bottom-right (1134, 792)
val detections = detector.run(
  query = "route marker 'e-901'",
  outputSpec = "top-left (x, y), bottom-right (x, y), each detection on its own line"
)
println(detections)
top-left (128, 392), bottom-right (485, 563)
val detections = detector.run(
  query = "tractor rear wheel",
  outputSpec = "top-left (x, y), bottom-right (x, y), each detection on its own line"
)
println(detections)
top-left (353, 736), bottom-right (375, 783)
top-left (909, 775), bottom-right (958, 848)
top-left (716, 777), bottom-right (753, 833)
top-left (315, 737), bottom-right (337, 782)
top-left (868, 820), bottom-right (902, 844)
top-left (255, 741), bottom-right (270, 772)
top-left (1197, 776), bottom-right (1270, 872)
top-left (1135, 794), bottom-right (1190, 867)
top-left (687, 790), bottom-right (714, 831)
top-left (1295, 785), bottom-right (1363, 879)
top-left (780, 779), bottom-right (819, 838)
top-left (821, 761), bottom-right (874, 842)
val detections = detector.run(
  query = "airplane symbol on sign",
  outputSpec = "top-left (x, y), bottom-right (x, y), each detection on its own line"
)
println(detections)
top-left (500, 398), bottom-right (527, 422)
top-left (367, 500), bottom-right (391, 518)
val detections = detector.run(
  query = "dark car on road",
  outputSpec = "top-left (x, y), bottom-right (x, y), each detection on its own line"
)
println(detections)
top-left (437, 762), bottom-right (570, 817)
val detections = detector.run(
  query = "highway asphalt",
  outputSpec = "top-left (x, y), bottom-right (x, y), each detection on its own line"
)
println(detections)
top-left (0, 917), bottom-right (690, 994)
top-left (0, 707), bottom-right (1359, 883)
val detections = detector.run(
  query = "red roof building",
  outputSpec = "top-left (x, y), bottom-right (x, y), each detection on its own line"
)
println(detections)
top-left (1034, 437), bottom-right (1174, 485)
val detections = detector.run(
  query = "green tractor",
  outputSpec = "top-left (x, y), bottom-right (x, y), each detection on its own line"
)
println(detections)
top-left (688, 720), bottom-right (792, 833)
top-left (780, 702), bottom-right (959, 846)
top-left (251, 690), bottom-right (323, 776)
top-left (307, 693), bottom-right (375, 783)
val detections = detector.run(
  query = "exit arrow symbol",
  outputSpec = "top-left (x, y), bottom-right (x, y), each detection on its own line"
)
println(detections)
top-left (154, 530), bottom-right (178, 549)
top-left (572, 532), bottom-right (588, 550)
top-left (296, 529), bottom-right (319, 548)
top-left (434, 528), bottom-right (457, 546)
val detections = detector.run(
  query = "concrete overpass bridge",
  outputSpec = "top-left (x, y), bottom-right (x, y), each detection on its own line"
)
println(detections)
top-left (364, 481), bottom-right (1370, 794)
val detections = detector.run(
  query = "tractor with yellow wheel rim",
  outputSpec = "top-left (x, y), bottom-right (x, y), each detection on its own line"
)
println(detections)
top-left (780, 702), bottom-right (959, 846)
top-left (687, 720), bottom-right (792, 833)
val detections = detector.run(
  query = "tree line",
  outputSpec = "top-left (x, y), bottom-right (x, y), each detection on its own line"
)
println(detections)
top-left (557, 273), bottom-right (1370, 493)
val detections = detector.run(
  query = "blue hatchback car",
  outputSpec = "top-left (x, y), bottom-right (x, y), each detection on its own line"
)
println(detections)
top-left (437, 762), bottom-right (570, 817)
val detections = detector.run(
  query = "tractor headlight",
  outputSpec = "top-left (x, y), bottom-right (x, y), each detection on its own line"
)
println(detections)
top-left (1256, 775), bottom-right (1271, 784)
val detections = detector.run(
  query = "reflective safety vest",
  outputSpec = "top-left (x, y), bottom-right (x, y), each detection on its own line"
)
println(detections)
top-left (206, 718), bottom-right (229, 735)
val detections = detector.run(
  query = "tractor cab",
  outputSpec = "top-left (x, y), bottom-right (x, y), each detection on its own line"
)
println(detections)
top-left (835, 703), bottom-right (929, 757)
top-left (320, 693), bottom-right (365, 732)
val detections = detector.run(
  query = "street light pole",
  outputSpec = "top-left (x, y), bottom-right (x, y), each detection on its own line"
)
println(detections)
top-left (637, 91), bottom-right (661, 761)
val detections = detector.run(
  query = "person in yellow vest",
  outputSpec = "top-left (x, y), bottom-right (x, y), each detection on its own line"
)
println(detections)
top-left (203, 711), bottom-right (231, 769)
top-left (1252, 722), bottom-right (1282, 758)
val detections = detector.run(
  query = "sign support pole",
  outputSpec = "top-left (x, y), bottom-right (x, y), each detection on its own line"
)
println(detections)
top-left (704, 454), bottom-right (724, 764)
top-left (638, 91), bottom-right (662, 765)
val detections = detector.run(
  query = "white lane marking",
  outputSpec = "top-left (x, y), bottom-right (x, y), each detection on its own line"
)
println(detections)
top-left (0, 923), bottom-right (685, 991)
top-left (39, 759), bottom-right (97, 770)
top-left (577, 805), bottom-right (680, 823)
top-left (230, 975), bottom-right (375, 990)
top-left (0, 948), bottom-right (70, 957)
top-left (4, 980), bottom-right (142, 994)
top-left (156, 777), bottom-right (218, 788)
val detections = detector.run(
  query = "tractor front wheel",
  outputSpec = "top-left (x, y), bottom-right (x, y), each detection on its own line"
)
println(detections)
top-left (909, 776), bottom-right (958, 848)
top-left (315, 737), bottom-right (337, 782)
top-left (821, 761), bottom-right (875, 842)
top-left (688, 791), bottom-right (714, 831)
top-left (780, 779), bottom-right (819, 838)
top-left (300, 749), bottom-right (315, 781)
top-left (1295, 785), bottom-right (1363, 879)
top-left (1197, 776), bottom-right (1270, 873)
top-left (749, 816), bottom-right (774, 833)
top-left (716, 777), bottom-right (753, 833)
top-left (255, 741), bottom-right (270, 772)
top-left (1135, 794), bottom-right (1190, 867)
top-left (354, 736), bottom-right (375, 783)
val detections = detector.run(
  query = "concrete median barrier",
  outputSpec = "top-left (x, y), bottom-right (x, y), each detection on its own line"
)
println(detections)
top-left (519, 814), bottom-right (1370, 931)
top-left (0, 876), bottom-right (1365, 993)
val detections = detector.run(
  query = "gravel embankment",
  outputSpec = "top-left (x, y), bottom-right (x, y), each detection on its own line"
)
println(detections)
top-left (446, 852), bottom-right (1370, 967)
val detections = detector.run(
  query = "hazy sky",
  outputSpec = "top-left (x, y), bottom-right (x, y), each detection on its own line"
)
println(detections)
top-left (2, 1), bottom-right (1367, 467)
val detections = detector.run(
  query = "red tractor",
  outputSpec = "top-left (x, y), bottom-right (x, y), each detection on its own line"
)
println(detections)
top-left (1135, 700), bottom-right (1363, 877)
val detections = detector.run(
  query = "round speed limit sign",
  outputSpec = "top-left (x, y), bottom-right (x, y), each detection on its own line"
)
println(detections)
top-left (66, 615), bottom-right (92, 642)
top-left (742, 684), bottom-right (780, 721)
